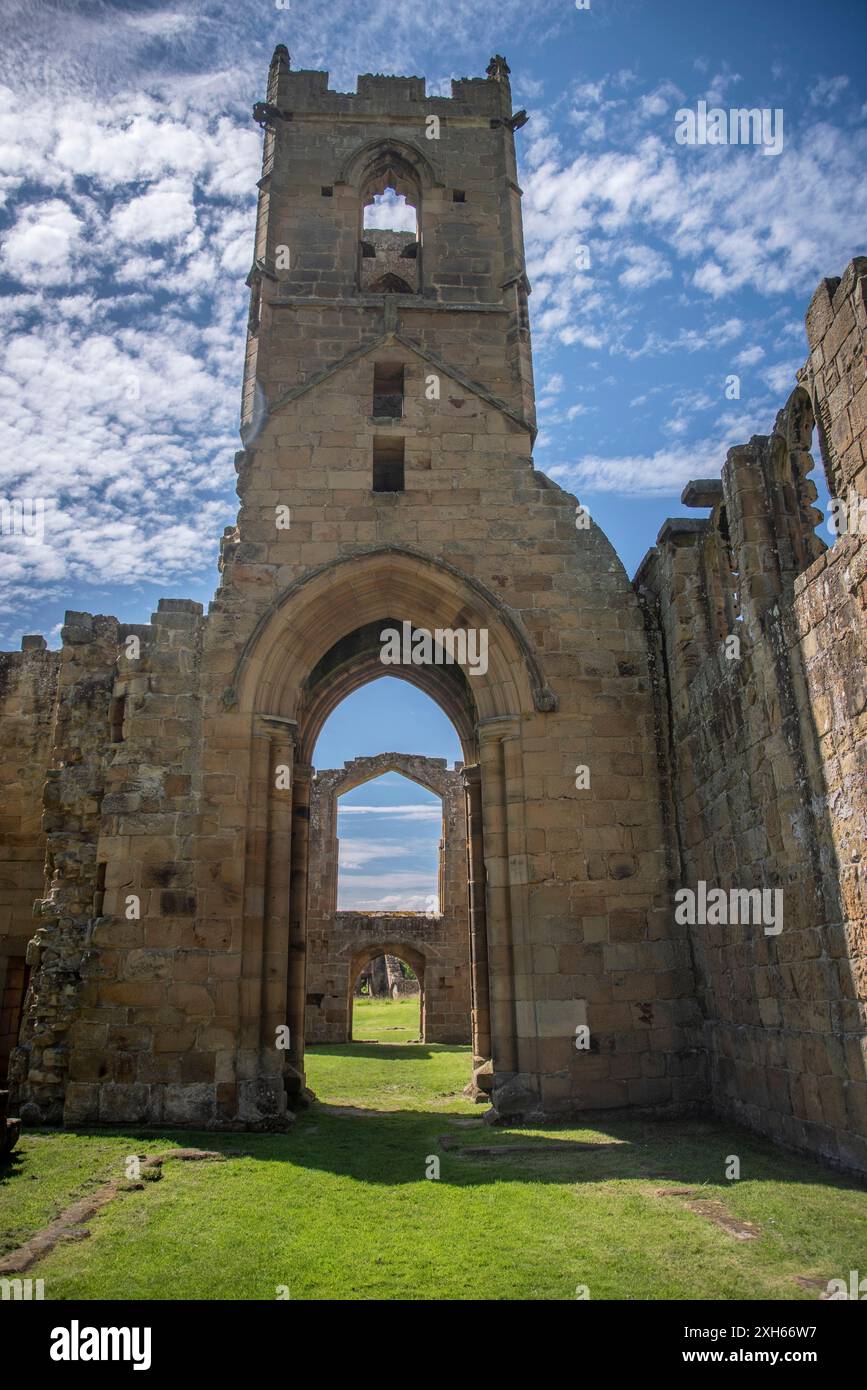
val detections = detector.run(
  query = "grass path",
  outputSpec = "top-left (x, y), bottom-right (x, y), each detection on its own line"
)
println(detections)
top-left (2, 1001), bottom-right (866, 1300)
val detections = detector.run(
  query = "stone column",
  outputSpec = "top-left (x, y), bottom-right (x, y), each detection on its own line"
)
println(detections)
top-left (261, 717), bottom-right (298, 1099)
top-left (477, 719), bottom-right (519, 1077)
top-left (237, 718), bottom-right (276, 1119)
top-left (462, 764), bottom-right (492, 1067)
top-left (285, 760), bottom-right (313, 1097)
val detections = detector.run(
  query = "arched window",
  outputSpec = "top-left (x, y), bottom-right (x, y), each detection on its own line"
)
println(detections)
top-left (357, 149), bottom-right (422, 294)
top-left (369, 271), bottom-right (414, 295)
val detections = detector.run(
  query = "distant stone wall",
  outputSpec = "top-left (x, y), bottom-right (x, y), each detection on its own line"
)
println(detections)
top-left (305, 753), bottom-right (471, 1044)
top-left (636, 258), bottom-right (867, 1172)
top-left (360, 230), bottom-right (419, 294)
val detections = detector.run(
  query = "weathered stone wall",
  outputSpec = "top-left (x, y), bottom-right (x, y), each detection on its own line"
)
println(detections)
top-left (360, 231), bottom-right (419, 294)
top-left (10, 601), bottom-right (210, 1127)
top-left (305, 753), bottom-right (471, 1044)
top-left (0, 637), bottom-right (59, 954)
top-left (185, 53), bottom-right (693, 1124)
top-left (636, 258), bottom-right (866, 1172)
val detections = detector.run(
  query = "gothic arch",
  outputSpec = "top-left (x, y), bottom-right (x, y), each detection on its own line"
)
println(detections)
top-left (338, 137), bottom-right (442, 195)
top-left (328, 751), bottom-right (453, 800)
top-left (347, 942), bottom-right (428, 1040)
top-left (230, 546), bottom-right (557, 759)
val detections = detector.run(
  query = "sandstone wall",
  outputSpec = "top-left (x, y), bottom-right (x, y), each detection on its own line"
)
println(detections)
top-left (636, 258), bottom-right (867, 1171)
top-left (0, 637), bottom-right (59, 951)
top-left (6, 52), bottom-right (862, 1156)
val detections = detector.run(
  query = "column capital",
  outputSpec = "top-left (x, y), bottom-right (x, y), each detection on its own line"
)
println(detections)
top-left (461, 763), bottom-right (482, 791)
top-left (259, 713), bottom-right (298, 738)
top-left (477, 715), bottom-right (521, 744)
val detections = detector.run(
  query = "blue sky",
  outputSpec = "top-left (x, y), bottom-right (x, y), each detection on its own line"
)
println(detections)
top-left (1, 0), bottom-right (864, 904)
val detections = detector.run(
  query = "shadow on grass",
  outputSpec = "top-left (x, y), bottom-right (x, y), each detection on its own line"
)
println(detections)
top-left (317, 1042), bottom-right (438, 1061)
top-left (8, 1108), bottom-right (862, 1206)
top-left (0, 1149), bottom-right (25, 1184)
top-left (6, 1044), bottom-right (867, 1203)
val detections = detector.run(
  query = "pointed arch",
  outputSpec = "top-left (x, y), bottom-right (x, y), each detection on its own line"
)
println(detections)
top-left (337, 137), bottom-right (443, 195)
top-left (227, 546), bottom-right (558, 760)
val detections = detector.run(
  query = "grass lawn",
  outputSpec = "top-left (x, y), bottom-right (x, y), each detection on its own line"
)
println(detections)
top-left (2, 1000), bottom-right (866, 1301)
top-left (351, 994), bottom-right (421, 1043)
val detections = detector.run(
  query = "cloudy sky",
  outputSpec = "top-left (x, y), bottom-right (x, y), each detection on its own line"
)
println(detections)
top-left (335, 771), bottom-right (443, 913)
top-left (1, 0), bottom-right (863, 904)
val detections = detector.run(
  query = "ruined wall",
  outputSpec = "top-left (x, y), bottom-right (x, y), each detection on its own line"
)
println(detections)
top-left (12, 62), bottom-right (862, 1148)
top-left (10, 601), bottom-right (210, 1127)
top-left (636, 258), bottom-right (867, 1172)
top-left (305, 753), bottom-right (471, 1044)
top-left (0, 637), bottom-right (59, 957)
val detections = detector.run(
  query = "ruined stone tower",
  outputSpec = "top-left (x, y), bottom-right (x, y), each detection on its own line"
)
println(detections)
top-left (1, 51), bottom-right (865, 1173)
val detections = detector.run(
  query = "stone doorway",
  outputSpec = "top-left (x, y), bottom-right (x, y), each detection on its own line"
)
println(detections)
top-left (305, 751), bottom-right (472, 1048)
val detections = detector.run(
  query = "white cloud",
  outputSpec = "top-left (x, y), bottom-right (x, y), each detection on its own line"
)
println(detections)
top-left (337, 839), bottom-right (415, 870)
top-left (809, 76), bottom-right (850, 107)
top-left (734, 344), bottom-right (765, 368)
top-left (112, 180), bottom-right (197, 244)
top-left (1, 200), bottom-right (86, 286)
top-left (762, 360), bottom-right (801, 395)
top-left (617, 243), bottom-right (672, 291)
top-left (639, 81), bottom-right (684, 118)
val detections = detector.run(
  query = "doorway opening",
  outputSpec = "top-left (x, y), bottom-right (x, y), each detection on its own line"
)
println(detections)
top-left (351, 951), bottom-right (422, 1044)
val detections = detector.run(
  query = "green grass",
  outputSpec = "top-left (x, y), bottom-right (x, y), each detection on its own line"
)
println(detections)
top-left (351, 995), bottom-right (421, 1044)
top-left (2, 1032), bottom-right (866, 1300)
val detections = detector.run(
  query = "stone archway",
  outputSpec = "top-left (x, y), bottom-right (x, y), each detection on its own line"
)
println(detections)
top-left (346, 941), bottom-right (427, 1041)
top-left (225, 546), bottom-right (542, 1118)
top-left (305, 753), bottom-right (471, 1046)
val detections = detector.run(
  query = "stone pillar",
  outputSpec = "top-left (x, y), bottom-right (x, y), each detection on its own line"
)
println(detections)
top-left (261, 717), bottom-right (299, 1101)
top-left (477, 719), bottom-right (519, 1078)
top-left (462, 764), bottom-right (492, 1069)
top-left (286, 761), bottom-right (313, 1097)
top-left (501, 728), bottom-right (536, 1082)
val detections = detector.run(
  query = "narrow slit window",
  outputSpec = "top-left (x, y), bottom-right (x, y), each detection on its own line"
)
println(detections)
top-left (321, 185), bottom-right (333, 197)
top-left (373, 363), bottom-right (405, 419)
top-left (373, 437), bottom-right (405, 493)
top-left (109, 693), bottom-right (126, 743)
top-left (93, 861), bottom-right (107, 917)
top-left (453, 190), bottom-right (466, 203)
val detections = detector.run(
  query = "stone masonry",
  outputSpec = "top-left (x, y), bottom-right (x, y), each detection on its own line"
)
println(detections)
top-left (0, 51), bottom-right (864, 1173)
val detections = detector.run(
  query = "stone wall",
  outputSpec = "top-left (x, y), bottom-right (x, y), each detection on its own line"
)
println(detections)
top-left (0, 637), bottom-right (59, 947)
top-left (360, 231), bottom-right (419, 294)
top-left (10, 601), bottom-right (210, 1127)
top-left (635, 257), bottom-right (866, 1172)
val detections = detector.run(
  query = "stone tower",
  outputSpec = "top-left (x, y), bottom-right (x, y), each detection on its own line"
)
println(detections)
top-left (7, 49), bottom-right (689, 1131)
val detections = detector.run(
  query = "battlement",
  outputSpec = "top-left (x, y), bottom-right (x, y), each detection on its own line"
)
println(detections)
top-left (265, 46), bottom-right (511, 119)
